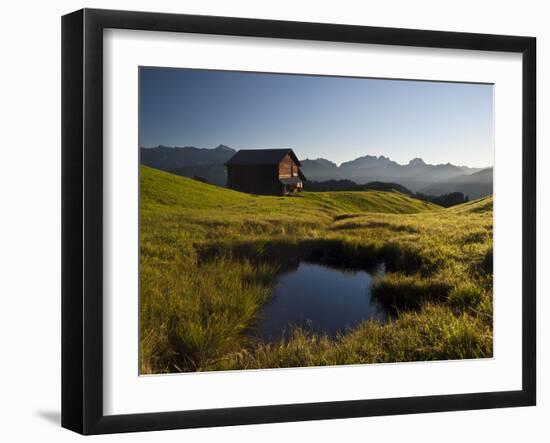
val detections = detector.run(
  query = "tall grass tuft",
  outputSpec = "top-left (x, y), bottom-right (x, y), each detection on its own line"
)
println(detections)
top-left (372, 273), bottom-right (454, 310)
top-left (140, 256), bottom-right (279, 373)
top-left (448, 282), bottom-right (484, 311)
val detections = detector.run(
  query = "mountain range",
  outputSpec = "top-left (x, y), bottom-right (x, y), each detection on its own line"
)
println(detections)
top-left (140, 145), bottom-right (493, 199)
top-left (140, 144), bottom-right (235, 186)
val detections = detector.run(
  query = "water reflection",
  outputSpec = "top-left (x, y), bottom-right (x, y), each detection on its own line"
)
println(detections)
top-left (256, 262), bottom-right (388, 340)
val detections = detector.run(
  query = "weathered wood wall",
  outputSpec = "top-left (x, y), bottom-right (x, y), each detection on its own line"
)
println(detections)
top-left (278, 154), bottom-right (298, 178)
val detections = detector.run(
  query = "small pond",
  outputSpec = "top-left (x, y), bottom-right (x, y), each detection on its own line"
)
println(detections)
top-left (255, 262), bottom-right (388, 340)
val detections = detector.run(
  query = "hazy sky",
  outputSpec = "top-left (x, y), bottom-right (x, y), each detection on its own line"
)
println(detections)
top-left (139, 67), bottom-right (494, 168)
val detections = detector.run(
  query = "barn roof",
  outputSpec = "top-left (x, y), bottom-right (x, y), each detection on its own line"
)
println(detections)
top-left (225, 149), bottom-right (302, 167)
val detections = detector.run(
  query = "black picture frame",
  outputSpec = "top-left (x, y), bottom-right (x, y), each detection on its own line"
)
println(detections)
top-left (62, 8), bottom-right (536, 435)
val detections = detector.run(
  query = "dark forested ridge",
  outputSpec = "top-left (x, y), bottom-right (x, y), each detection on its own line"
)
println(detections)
top-left (420, 168), bottom-right (493, 200)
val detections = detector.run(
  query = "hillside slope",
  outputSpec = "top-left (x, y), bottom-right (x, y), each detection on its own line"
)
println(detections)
top-left (141, 166), bottom-right (440, 216)
top-left (140, 166), bottom-right (493, 374)
top-left (447, 195), bottom-right (493, 214)
top-left (140, 145), bottom-right (235, 186)
top-left (421, 168), bottom-right (493, 200)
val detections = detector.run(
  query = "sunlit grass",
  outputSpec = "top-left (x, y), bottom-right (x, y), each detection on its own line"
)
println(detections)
top-left (140, 166), bottom-right (493, 373)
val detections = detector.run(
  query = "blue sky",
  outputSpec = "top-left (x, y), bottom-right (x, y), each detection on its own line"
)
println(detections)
top-left (139, 67), bottom-right (494, 168)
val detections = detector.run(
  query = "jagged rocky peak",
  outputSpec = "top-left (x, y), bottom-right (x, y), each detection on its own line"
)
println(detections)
top-left (299, 159), bottom-right (338, 175)
top-left (322, 159), bottom-right (338, 167)
top-left (338, 154), bottom-right (398, 170)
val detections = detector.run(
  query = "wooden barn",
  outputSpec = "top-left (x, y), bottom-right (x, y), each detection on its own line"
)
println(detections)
top-left (225, 149), bottom-right (306, 195)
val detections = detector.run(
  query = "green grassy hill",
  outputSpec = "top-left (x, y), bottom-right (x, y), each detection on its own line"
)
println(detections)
top-left (139, 166), bottom-right (493, 374)
top-left (141, 165), bottom-right (440, 215)
top-left (447, 195), bottom-right (493, 214)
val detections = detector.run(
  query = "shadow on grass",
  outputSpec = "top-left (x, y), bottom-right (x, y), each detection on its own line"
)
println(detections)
top-left (197, 237), bottom-right (424, 276)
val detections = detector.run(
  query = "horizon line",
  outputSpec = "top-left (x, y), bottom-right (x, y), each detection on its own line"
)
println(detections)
top-left (140, 144), bottom-right (493, 170)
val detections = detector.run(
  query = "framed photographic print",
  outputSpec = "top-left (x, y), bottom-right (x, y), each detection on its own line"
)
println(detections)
top-left (61, 8), bottom-right (536, 435)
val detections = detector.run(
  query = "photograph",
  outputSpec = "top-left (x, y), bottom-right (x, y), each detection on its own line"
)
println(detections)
top-left (138, 66), bottom-right (494, 374)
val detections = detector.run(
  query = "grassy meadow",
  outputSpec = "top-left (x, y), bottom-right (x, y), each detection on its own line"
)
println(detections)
top-left (140, 165), bottom-right (493, 374)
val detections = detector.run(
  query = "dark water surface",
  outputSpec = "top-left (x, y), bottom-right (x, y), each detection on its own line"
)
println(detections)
top-left (256, 262), bottom-right (388, 340)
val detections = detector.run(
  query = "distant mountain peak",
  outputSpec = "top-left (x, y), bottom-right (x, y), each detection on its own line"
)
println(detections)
top-left (214, 144), bottom-right (234, 151)
top-left (300, 158), bottom-right (338, 171)
top-left (408, 158), bottom-right (426, 167)
top-left (339, 154), bottom-right (396, 169)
